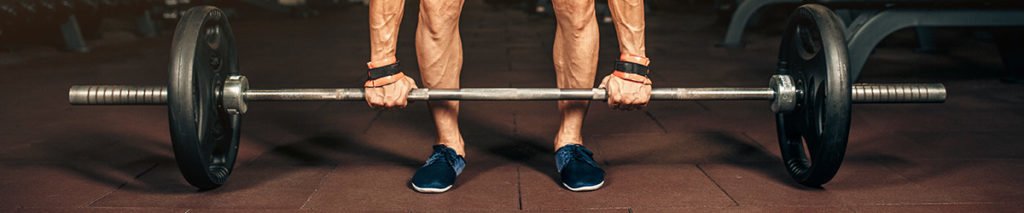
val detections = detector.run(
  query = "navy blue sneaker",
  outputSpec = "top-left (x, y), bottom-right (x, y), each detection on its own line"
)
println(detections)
top-left (410, 145), bottom-right (466, 193)
top-left (555, 144), bottom-right (605, 191)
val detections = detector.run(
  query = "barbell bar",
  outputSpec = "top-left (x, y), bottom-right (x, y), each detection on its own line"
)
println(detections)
top-left (68, 81), bottom-right (946, 105)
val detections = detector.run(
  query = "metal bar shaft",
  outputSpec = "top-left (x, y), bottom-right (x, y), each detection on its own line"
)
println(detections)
top-left (243, 88), bottom-right (776, 101)
top-left (67, 83), bottom-right (947, 105)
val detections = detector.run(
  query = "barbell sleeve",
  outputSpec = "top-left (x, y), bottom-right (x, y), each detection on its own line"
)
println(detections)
top-left (68, 85), bottom-right (168, 105)
top-left (851, 83), bottom-right (947, 103)
top-left (68, 83), bottom-right (946, 105)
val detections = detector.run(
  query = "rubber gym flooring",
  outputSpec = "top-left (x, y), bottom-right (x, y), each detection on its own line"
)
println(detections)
top-left (1, 1), bottom-right (1023, 212)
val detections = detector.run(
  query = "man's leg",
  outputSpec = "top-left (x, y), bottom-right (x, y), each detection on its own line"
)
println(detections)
top-left (417, 0), bottom-right (466, 156)
top-left (409, 0), bottom-right (467, 193)
top-left (551, 0), bottom-right (599, 150)
top-left (550, 0), bottom-right (604, 192)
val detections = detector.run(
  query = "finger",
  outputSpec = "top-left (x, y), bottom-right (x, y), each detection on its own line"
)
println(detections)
top-left (598, 75), bottom-right (612, 89)
top-left (407, 78), bottom-right (419, 89)
top-left (403, 79), bottom-right (417, 105)
top-left (622, 94), bottom-right (638, 105)
top-left (366, 88), bottom-right (384, 108)
top-left (623, 99), bottom-right (640, 110)
top-left (397, 88), bottom-right (409, 108)
top-left (381, 85), bottom-right (398, 109)
top-left (385, 86), bottom-right (402, 108)
top-left (641, 86), bottom-right (652, 105)
top-left (618, 95), bottom-right (634, 110)
top-left (609, 80), bottom-right (622, 104)
top-left (612, 93), bottom-right (624, 107)
top-left (383, 90), bottom-right (397, 108)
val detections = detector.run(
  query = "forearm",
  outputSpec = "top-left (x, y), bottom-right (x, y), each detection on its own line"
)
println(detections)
top-left (608, 0), bottom-right (646, 60)
top-left (369, 0), bottom-right (406, 67)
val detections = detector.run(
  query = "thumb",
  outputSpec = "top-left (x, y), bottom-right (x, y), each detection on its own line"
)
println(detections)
top-left (598, 75), bottom-right (612, 88)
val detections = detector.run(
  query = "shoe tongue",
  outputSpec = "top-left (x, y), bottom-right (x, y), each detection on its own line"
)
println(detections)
top-left (577, 146), bottom-right (593, 156)
top-left (555, 145), bottom-right (582, 172)
top-left (432, 145), bottom-right (450, 152)
top-left (429, 145), bottom-right (465, 176)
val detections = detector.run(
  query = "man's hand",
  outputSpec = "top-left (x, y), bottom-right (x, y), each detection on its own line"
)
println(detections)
top-left (365, 73), bottom-right (418, 109)
top-left (599, 73), bottom-right (652, 111)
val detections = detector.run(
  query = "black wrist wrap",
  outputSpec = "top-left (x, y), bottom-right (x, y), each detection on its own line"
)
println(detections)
top-left (614, 61), bottom-right (650, 77)
top-left (368, 62), bottom-right (401, 80)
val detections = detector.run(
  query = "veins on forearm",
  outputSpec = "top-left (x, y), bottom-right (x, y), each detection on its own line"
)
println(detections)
top-left (369, 0), bottom-right (405, 61)
top-left (609, 0), bottom-right (647, 57)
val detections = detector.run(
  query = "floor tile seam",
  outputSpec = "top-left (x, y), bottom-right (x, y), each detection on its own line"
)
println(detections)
top-left (84, 182), bottom-right (129, 208)
top-left (15, 206), bottom-right (194, 211)
top-left (578, 132), bottom-right (750, 137)
top-left (84, 162), bottom-right (158, 208)
top-left (361, 111), bottom-right (385, 134)
top-left (516, 166), bottom-right (523, 210)
top-left (642, 110), bottom-right (669, 134)
top-left (739, 132), bottom-right (773, 153)
top-left (520, 206), bottom-right (634, 211)
top-left (298, 165), bottom-right (339, 210)
top-left (859, 158), bottom-right (1024, 162)
top-left (870, 156), bottom-right (981, 190)
top-left (627, 202), bottom-right (1018, 209)
top-left (851, 129), bottom-right (1024, 134)
top-left (838, 201), bottom-right (1016, 207)
top-left (696, 162), bottom-right (737, 206)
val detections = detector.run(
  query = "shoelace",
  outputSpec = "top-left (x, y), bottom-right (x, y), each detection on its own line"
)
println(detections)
top-left (424, 147), bottom-right (465, 175)
top-left (556, 145), bottom-right (599, 172)
top-left (571, 146), bottom-right (598, 167)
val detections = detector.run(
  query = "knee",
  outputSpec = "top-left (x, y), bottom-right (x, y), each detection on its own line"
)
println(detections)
top-left (419, 0), bottom-right (464, 34)
top-left (552, 0), bottom-right (596, 32)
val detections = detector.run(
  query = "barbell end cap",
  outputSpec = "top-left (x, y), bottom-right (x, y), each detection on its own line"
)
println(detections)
top-left (935, 85), bottom-right (948, 103)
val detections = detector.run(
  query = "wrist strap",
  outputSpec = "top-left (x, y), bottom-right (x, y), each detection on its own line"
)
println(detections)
top-left (613, 71), bottom-right (653, 85)
top-left (368, 62), bottom-right (401, 80)
top-left (614, 61), bottom-right (650, 77)
top-left (365, 72), bottom-right (407, 87)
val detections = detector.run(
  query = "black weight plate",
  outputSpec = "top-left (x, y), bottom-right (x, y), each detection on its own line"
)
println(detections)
top-left (168, 6), bottom-right (241, 190)
top-left (775, 4), bottom-right (852, 187)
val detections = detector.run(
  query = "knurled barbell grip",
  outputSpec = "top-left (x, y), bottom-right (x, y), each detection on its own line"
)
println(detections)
top-left (67, 84), bottom-right (946, 105)
top-left (69, 85), bottom-right (168, 105)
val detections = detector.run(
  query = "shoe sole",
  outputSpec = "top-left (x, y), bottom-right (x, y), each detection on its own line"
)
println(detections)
top-left (411, 182), bottom-right (453, 193)
top-left (563, 181), bottom-right (604, 192)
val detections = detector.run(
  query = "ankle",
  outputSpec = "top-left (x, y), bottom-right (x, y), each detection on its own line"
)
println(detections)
top-left (437, 138), bottom-right (466, 157)
top-left (553, 135), bottom-right (583, 151)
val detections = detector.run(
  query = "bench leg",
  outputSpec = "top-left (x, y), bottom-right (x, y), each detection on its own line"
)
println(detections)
top-left (137, 10), bottom-right (159, 38)
top-left (914, 27), bottom-right (940, 53)
top-left (60, 15), bottom-right (89, 53)
top-left (719, 0), bottom-right (800, 48)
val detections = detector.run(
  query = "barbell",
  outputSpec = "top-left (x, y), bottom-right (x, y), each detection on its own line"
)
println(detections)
top-left (68, 4), bottom-right (946, 190)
